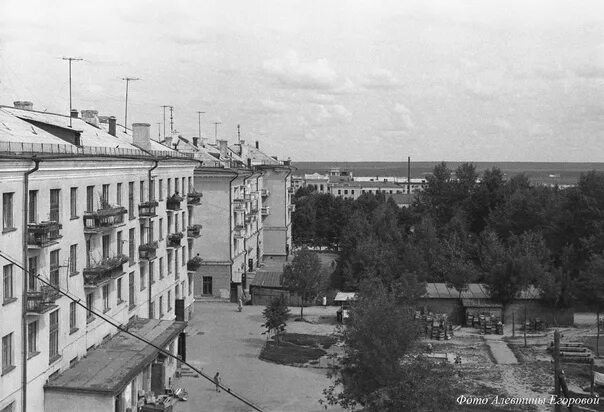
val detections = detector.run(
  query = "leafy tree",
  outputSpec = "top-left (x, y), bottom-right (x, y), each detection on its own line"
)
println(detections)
top-left (575, 255), bottom-right (604, 355)
top-left (322, 280), bottom-right (456, 411)
top-left (282, 248), bottom-right (323, 318)
top-left (261, 296), bottom-right (290, 344)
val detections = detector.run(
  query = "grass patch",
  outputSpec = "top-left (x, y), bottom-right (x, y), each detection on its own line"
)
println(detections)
top-left (280, 333), bottom-right (337, 349)
top-left (259, 340), bottom-right (326, 365)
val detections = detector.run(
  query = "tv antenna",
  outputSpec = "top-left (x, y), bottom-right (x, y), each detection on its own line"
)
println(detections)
top-left (61, 57), bottom-right (83, 128)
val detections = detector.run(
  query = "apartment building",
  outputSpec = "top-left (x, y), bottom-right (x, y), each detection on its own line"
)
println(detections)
top-left (0, 103), bottom-right (198, 412)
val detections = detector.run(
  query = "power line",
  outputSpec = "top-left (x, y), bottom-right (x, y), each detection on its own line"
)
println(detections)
top-left (61, 57), bottom-right (83, 128)
top-left (0, 250), bottom-right (264, 412)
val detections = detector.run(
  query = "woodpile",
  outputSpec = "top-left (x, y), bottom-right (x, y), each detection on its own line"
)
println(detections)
top-left (466, 312), bottom-right (503, 335)
top-left (547, 341), bottom-right (594, 364)
top-left (414, 312), bottom-right (454, 340)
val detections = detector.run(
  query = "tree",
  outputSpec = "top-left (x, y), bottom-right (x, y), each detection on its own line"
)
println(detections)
top-left (575, 255), bottom-right (604, 356)
top-left (282, 248), bottom-right (323, 318)
top-left (322, 280), bottom-right (456, 411)
top-left (261, 296), bottom-right (290, 344)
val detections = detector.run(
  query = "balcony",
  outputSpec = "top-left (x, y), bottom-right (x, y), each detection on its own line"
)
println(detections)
top-left (138, 200), bottom-right (159, 218)
top-left (245, 214), bottom-right (254, 223)
top-left (83, 204), bottom-right (127, 234)
top-left (187, 224), bottom-right (202, 238)
top-left (27, 221), bottom-right (62, 248)
top-left (261, 189), bottom-right (270, 197)
top-left (288, 204), bottom-right (296, 212)
top-left (233, 203), bottom-right (245, 212)
top-left (233, 198), bottom-right (245, 205)
top-left (167, 232), bottom-right (184, 248)
top-left (139, 241), bottom-right (159, 260)
top-left (233, 225), bottom-right (245, 238)
top-left (187, 256), bottom-right (203, 271)
top-left (26, 285), bottom-right (61, 314)
top-left (261, 206), bottom-right (271, 216)
top-left (244, 194), bottom-right (252, 202)
top-left (166, 194), bottom-right (184, 211)
top-left (187, 190), bottom-right (203, 206)
top-left (83, 255), bottom-right (129, 288)
top-left (287, 187), bottom-right (294, 193)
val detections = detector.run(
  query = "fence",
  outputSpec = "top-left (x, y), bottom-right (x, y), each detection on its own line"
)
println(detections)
top-left (0, 141), bottom-right (195, 159)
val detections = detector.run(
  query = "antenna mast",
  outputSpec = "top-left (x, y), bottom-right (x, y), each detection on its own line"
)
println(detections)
top-left (213, 121), bottom-right (222, 143)
top-left (62, 57), bottom-right (83, 128)
top-left (122, 77), bottom-right (140, 132)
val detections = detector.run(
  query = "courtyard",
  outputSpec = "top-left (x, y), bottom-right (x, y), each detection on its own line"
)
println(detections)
top-left (174, 301), bottom-right (344, 412)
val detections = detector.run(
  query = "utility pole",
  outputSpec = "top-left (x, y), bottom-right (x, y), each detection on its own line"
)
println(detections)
top-left (156, 123), bottom-right (161, 141)
top-left (197, 111), bottom-right (205, 141)
top-left (161, 105), bottom-right (171, 140)
top-left (213, 121), bottom-right (222, 142)
top-left (554, 330), bottom-right (561, 412)
top-left (122, 77), bottom-right (140, 132)
top-left (62, 57), bottom-right (83, 128)
top-left (237, 124), bottom-right (241, 143)
top-left (169, 106), bottom-right (175, 134)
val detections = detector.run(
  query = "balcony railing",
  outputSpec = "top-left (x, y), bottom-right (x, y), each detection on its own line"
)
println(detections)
top-left (27, 221), bottom-right (62, 247)
top-left (187, 224), bottom-right (202, 238)
top-left (166, 194), bottom-right (184, 211)
top-left (261, 207), bottom-right (271, 216)
top-left (83, 255), bottom-right (128, 288)
top-left (261, 189), bottom-right (270, 197)
top-left (288, 204), bottom-right (296, 212)
top-left (187, 191), bottom-right (203, 205)
top-left (233, 203), bottom-right (245, 212)
top-left (138, 200), bottom-right (159, 218)
top-left (167, 232), bottom-right (184, 248)
top-left (83, 205), bottom-right (127, 233)
top-left (187, 256), bottom-right (203, 271)
top-left (233, 225), bottom-right (245, 238)
top-left (26, 285), bottom-right (61, 314)
top-left (139, 241), bottom-right (159, 260)
top-left (287, 187), bottom-right (294, 193)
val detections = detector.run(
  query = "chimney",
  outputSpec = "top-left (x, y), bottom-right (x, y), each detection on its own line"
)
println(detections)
top-left (164, 135), bottom-right (173, 148)
top-left (193, 137), bottom-right (199, 147)
top-left (217, 139), bottom-right (228, 158)
top-left (247, 158), bottom-right (252, 169)
top-left (81, 110), bottom-right (99, 127)
top-left (255, 140), bottom-right (259, 149)
top-left (70, 109), bottom-right (79, 118)
top-left (132, 123), bottom-right (151, 151)
top-left (13, 101), bottom-right (33, 110)
top-left (108, 116), bottom-right (117, 136)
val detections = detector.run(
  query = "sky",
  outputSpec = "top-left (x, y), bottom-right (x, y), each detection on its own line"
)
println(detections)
top-left (0, 0), bottom-right (603, 162)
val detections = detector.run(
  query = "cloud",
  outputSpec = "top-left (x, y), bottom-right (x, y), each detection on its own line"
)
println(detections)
top-left (262, 51), bottom-right (338, 89)
top-left (306, 93), bottom-right (336, 104)
top-left (363, 69), bottom-right (402, 89)
top-left (575, 66), bottom-right (604, 79)
top-left (309, 103), bottom-right (352, 126)
top-left (390, 103), bottom-right (415, 130)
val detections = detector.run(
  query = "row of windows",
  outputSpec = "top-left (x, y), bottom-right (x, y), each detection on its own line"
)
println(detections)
top-left (2, 175), bottom-right (193, 230)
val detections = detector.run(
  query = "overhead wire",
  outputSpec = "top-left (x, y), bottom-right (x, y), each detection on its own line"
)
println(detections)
top-left (0, 249), bottom-right (264, 412)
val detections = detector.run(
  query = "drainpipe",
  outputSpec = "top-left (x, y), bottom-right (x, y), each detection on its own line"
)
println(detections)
top-left (148, 160), bottom-right (158, 318)
top-left (22, 158), bottom-right (40, 412)
top-left (284, 167), bottom-right (292, 260)
top-left (228, 171), bottom-right (238, 300)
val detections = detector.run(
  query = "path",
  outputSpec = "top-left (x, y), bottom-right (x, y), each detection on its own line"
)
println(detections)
top-left (174, 302), bottom-right (344, 412)
top-left (483, 335), bottom-right (518, 364)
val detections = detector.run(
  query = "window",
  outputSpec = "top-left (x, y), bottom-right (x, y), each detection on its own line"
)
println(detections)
top-left (116, 183), bottom-right (122, 206)
top-left (86, 293), bottom-right (94, 322)
top-left (149, 221), bottom-right (154, 242)
top-left (167, 214), bottom-right (173, 235)
top-left (174, 178), bottom-right (179, 195)
top-left (149, 301), bottom-right (155, 319)
top-left (2, 333), bottom-right (14, 372)
top-left (182, 246), bottom-right (186, 264)
top-left (28, 190), bottom-right (37, 223)
top-left (150, 178), bottom-right (155, 201)
top-left (188, 273), bottom-right (193, 295)
top-left (3, 193), bottom-right (14, 230)
top-left (175, 253), bottom-right (179, 279)
top-left (69, 244), bottom-right (77, 275)
top-left (28, 321), bottom-right (38, 356)
top-left (102, 235), bottom-right (110, 259)
top-left (202, 276), bottom-right (212, 295)
top-left (3, 264), bottom-right (13, 301)
top-left (337, 190), bottom-right (341, 195)
top-left (181, 280), bottom-right (186, 298)
top-left (159, 257), bottom-right (164, 279)
top-left (149, 262), bottom-right (154, 285)
top-left (86, 238), bottom-right (91, 267)
top-left (128, 182), bottom-right (134, 219)
top-left (50, 250), bottom-right (59, 287)
top-left (167, 290), bottom-right (172, 312)
top-left (86, 186), bottom-right (94, 212)
top-left (175, 284), bottom-right (180, 299)
top-left (167, 252), bottom-right (173, 275)
top-left (69, 302), bottom-right (77, 332)
top-left (188, 177), bottom-right (192, 193)
top-left (159, 218), bottom-right (163, 240)
top-left (140, 181), bottom-right (145, 203)
top-left (102, 184), bottom-right (110, 204)
top-left (139, 223), bottom-right (145, 246)
top-left (140, 265), bottom-right (146, 291)
top-left (28, 256), bottom-right (37, 291)
top-left (128, 272), bottom-right (135, 309)
top-left (159, 179), bottom-right (163, 200)
top-left (344, 190), bottom-right (348, 195)
top-left (49, 310), bottom-right (59, 361)
top-left (117, 231), bottom-right (123, 255)
top-left (352, 190), bottom-right (355, 195)
top-left (129, 228), bottom-right (135, 262)
top-left (70, 187), bottom-right (78, 218)
top-left (159, 296), bottom-right (164, 317)
top-left (102, 285), bottom-right (109, 312)
top-left (167, 178), bottom-right (172, 195)
top-left (175, 213), bottom-right (179, 233)
top-left (117, 277), bottom-right (123, 303)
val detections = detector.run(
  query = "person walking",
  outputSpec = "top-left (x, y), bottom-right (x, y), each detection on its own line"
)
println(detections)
top-left (214, 372), bottom-right (221, 392)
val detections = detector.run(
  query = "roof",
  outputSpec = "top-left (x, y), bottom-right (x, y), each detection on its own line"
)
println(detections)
top-left (0, 108), bottom-right (69, 145)
top-left (331, 181), bottom-right (405, 189)
top-left (250, 271), bottom-right (282, 288)
top-left (334, 292), bottom-right (358, 302)
top-left (388, 193), bottom-right (415, 204)
top-left (422, 283), bottom-right (542, 300)
top-left (45, 319), bottom-right (186, 395)
top-left (461, 299), bottom-right (503, 309)
top-left (97, 121), bottom-right (176, 153)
